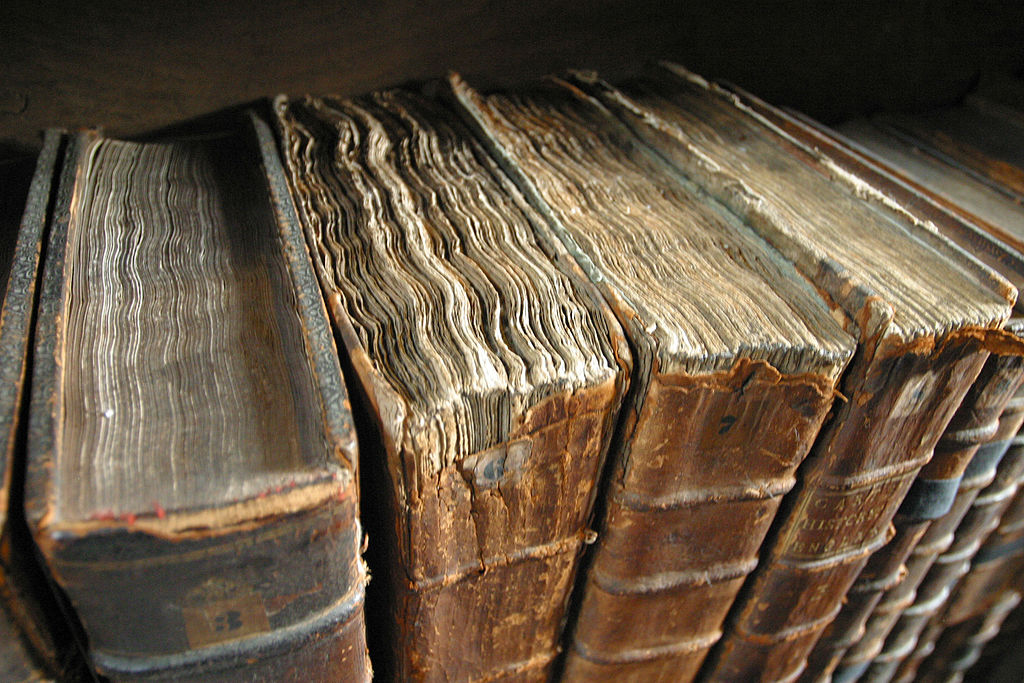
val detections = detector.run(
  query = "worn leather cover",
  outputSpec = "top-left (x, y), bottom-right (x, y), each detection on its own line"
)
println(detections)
top-left (273, 90), bottom-right (632, 682)
top-left (25, 121), bottom-right (370, 682)
top-left (450, 74), bottom-right (856, 683)
top-left (325, 275), bottom-right (628, 683)
top-left (564, 361), bottom-right (837, 682)
top-left (882, 416), bottom-right (1024, 683)
top-left (704, 335), bottom-right (993, 682)
top-left (827, 350), bottom-right (1024, 683)
top-left (662, 79), bottom-right (1024, 683)
top-left (0, 132), bottom-right (85, 679)
top-left (576, 65), bottom-right (1016, 683)
top-left (730, 95), bottom-right (1024, 683)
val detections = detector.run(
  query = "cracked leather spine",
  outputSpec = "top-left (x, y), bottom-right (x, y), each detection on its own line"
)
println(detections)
top-left (273, 90), bottom-right (633, 683)
top-left (636, 75), bottom-right (1024, 683)
top-left (448, 74), bottom-right (855, 683)
top-left (758, 109), bottom-right (1024, 683)
top-left (563, 363), bottom-right (838, 682)
top-left (887, 430), bottom-right (1024, 683)
top-left (804, 349), bottom-right (1024, 682)
top-left (565, 66), bottom-right (1016, 683)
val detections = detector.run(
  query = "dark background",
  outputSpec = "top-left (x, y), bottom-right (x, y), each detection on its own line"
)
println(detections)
top-left (2, 1), bottom-right (1024, 159)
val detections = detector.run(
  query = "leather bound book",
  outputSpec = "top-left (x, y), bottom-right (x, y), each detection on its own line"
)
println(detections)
top-left (904, 475), bottom-right (1024, 683)
top-left (800, 330), bottom-right (1024, 683)
top-left (809, 106), bottom-right (1024, 683)
top-left (578, 64), bottom-right (1019, 682)
top-left (450, 75), bottom-right (854, 682)
top-left (26, 124), bottom-right (370, 681)
top-left (916, 591), bottom-right (1022, 683)
top-left (885, 420), bottom-right (1024, 683)
top-left (856, 368), bottom-right (1024, 683)
top-left (720, 94), bottom-right (1024, 683)
top-left (0, 134), bottom-right (84, 679)
top-left (273, 89), bottom-right (631, 682)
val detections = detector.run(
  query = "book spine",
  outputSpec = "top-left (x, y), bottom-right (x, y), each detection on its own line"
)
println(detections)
top-left (0, 131), bottom-right (82, 679)
top-left (703, 337), bottom-right (991, 683)
top-left (809, 352), bottom-right (1024, 682)
top-left (562, 362), bottom-right (837, 682)
top-left (397, 379), bottom-right (625, 683)
top-left (914, 591), bottom-right (1022, 683)
top-left (848, 385), bottom-right (1024, 683)
top-left (27, 125), bottom-right (372, 682)
top-left (49, 499), bottom-right (367, 681)
top-left (328, 293), bottom-right (629, 683)
top-left (873, 415), bottom-right (1024, 683)
top-left (801, 518), bottom-right (929, 683)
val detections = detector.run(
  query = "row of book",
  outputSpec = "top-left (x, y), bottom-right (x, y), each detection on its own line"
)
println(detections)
top-left (1, 63), bottom-right (1024, 682)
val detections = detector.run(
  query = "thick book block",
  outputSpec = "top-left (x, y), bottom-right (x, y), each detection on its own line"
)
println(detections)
top-left (579, 64), bottom-right (1018, 682)
top-left (273, 89), bottom-right (631, 682)
top-left (725, 92), bottom-right (1024, 683)
top-left (799, 101), bottom-right (1024, 683)
top-left (451, 74), bottom-right (854, 682)
top-left (26, 125), bottom-right (370, 681)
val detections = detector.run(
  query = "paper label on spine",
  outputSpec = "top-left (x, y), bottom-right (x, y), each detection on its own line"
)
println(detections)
top-left (182, 578), bottom-right (270, 648)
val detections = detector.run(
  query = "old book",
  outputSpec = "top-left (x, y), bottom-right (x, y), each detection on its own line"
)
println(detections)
top-left (26, 123), bottom-right (370, 681)
top-left (849, 361), bottom-right (1024, 683)
top-left (273, 88), bottom-right (631, 682)
top-left (887, 414), bottom-right (1024, 683)
top-left (0, 134), bottom-right (85, 679)
top-left (578, 64), bottom-right (1019, 682)
top-left (451, 74), bottom-right (854, 682)
top-left (916, 591), bottom-right (1022, 683)
top-left (908, 471), bottom-right (1024, 683)
top-left (725, 94), bottom-right (1024, 683)
top-left (813, 107), bottom-right (1024, 683)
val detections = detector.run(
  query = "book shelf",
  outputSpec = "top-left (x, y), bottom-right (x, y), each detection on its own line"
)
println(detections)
top-left (3, 4), bottom-right (1024, 682)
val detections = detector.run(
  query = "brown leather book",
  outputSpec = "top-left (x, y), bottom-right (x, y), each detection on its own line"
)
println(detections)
top-left (576, 64), bottom-right (1020, 682)
top-left (915, 591), bottom-right (1022, 683)
top-left (272, 89), bottom-right (631, 682)
top-left (723, 94), bottom-right (1024, 683)
top-left (451, 75), bottom-right (854, 682)
top-left (849, 362), bottom-right (1024, 683)
top-left (26, 122), bottom-right (370, 681)
top-left (904, 474), bottom-right (1024, 683)
top-left (814, 105), bottom-right (1024, 683)
top-left (0, 133), bottom-right (86, 679)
